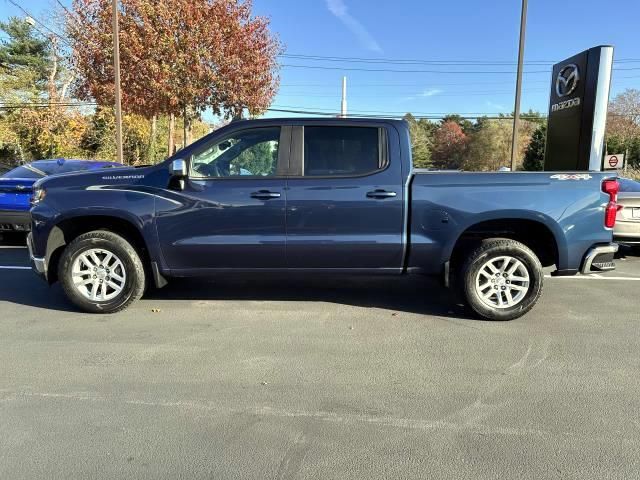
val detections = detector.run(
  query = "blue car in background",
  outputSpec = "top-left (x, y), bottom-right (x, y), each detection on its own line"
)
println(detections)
top-left (0, 159), bottom-right (122, 232)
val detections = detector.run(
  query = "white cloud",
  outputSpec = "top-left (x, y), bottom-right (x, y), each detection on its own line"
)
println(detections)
top-left (401, 88), bottom-right (443, 102)
top-left (419, 88), bottom-right (442, 97)
top-left (326, 0), bottom-right (382, 53)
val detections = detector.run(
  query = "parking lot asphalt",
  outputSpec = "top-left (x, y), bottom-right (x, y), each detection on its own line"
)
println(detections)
top-left (1, 236), bottom-right (639, 479)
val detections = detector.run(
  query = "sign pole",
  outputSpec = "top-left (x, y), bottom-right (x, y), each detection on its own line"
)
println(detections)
top-left (111, 0), bottom-right (124, 164)
top-left (624, 148), bottom-right (629, 173)
top-left (510, 0), bottom-right (528, 171)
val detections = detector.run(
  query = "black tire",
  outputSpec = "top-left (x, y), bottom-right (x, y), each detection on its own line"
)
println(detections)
top-left (58, 230), bottom-right (146, 313)
top-left (460, 238), bottom-right (543, 321)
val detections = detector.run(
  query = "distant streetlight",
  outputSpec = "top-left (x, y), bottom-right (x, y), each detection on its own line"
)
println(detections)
top-left (111, 0), bottom-right (124, 164)
top-left (510, 0), bottom-right (528, 171)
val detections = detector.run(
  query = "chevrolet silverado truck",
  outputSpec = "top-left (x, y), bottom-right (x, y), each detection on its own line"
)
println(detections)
top-left (27, 118), bottom-right (620, 320)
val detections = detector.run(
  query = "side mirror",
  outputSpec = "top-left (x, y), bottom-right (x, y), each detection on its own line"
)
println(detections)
top-left (170, 158), bottom-right (187, 177)
top-left (169, 158), bottom-right (187, 191)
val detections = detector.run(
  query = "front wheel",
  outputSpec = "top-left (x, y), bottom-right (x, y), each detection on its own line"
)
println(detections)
top-left (461, 238), bottom-right (543, 321)
top-left (58, 230), bottom-right (146, 313)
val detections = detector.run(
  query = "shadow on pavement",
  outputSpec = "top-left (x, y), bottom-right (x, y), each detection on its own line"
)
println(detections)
top-left (617, 244), bottom-right (640, 259)
top-left (146, 274), bottom-right (473, 319)
top-left (0, 271), bottom-right (75, 312)
top-left (0, 267), bottom-right (472, 319)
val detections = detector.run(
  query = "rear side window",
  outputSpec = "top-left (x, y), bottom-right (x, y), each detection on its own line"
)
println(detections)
top-left (303, 126), bottom-right (383, 176)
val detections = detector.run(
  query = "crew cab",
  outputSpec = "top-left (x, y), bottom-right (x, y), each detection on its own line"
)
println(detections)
top-left (28, 118), bottom-right (619, 320)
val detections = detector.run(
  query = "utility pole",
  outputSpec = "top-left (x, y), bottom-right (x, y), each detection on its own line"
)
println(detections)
top-left (340, 76), bottom-right (347, 117)
top-left (111, 0), bottom-right (124, 164)
top-left (510, 0), bottom-right (528, 171)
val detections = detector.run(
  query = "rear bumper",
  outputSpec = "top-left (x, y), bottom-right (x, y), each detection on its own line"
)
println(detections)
top-left (580, 243), bottom-right (618, 274)
top-left (27, 232), bottom-right (47, 278)
top-left (0, 210), bottom-right (31, 231)
top-left (614, 221), bottom-right (640, 241)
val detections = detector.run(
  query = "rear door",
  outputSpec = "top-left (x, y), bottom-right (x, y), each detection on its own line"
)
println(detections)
top-left (285, 123), bottom-right (404, 271)
top-left (156, 125), bottom-right (289, 271)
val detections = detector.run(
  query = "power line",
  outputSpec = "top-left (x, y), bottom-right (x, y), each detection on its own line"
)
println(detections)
top-left (281, 63), bottom-right (640, 75)
top-left (277, 75), bottom-right (640, 89)
top-left (281, 63), bottom-right (551, 74)
top-left (280, 53), bottom-right (640, 66)
top-left (5, 0), bottom-right (72, 48)
top-left (271, 104), bottom-right (530, 116)
top-left (277, 89), bottom-right (549, 99)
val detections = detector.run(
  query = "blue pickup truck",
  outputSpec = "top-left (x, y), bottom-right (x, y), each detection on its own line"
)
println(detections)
top-left (28, 118), bottom-right (620, 320)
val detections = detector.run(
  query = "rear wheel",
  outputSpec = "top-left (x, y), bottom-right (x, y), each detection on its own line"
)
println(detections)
top-left (460, 238), bottom-right (543, 321)
top-left (58, 230), bottom-right (145, 313)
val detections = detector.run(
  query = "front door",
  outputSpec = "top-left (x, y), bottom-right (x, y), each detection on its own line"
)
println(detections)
top-left (285, 124), bottom-right (404, 271)
top-left (156, 126), bottom-right (288, 272)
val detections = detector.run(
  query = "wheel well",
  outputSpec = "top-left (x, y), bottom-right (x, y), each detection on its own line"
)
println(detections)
top-left (46, 216), bottom-right (149, 284)
top-left (450, 219), bottom-right (558, 269)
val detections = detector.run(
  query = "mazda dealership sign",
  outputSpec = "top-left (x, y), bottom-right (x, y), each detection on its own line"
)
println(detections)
top-left (544, 46), bottom-right (614, 171)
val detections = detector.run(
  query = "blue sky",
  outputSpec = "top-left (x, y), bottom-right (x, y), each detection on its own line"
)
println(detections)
top-left (2, 0), bottom-right (639, 120)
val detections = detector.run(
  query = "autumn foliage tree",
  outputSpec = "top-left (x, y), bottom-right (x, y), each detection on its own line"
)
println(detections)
top-left (431, 121), bottom-right (468, 169)
top-left (67, 0), bottom-right (281, 150)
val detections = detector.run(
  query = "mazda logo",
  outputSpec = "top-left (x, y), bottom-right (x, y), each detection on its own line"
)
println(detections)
top-left (555, 64), bottom-right (580, 98)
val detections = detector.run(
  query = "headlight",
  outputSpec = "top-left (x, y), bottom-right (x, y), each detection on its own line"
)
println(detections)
top-left (30, 187), bottom-right (46, 206)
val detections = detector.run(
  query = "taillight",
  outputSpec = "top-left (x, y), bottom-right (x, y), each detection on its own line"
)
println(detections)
top-left (602, 179), bottom-right (619, 228)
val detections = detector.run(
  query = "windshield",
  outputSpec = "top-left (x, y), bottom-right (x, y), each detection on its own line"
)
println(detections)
top-left (2, 164), bottom-right (46, 179)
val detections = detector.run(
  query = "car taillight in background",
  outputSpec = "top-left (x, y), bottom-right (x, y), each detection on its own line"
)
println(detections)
top-left (602, 179), bottom-right (620, 229)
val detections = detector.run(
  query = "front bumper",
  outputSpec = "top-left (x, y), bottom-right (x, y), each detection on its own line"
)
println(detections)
top-left (580, 243), bottom-right (618, 274)
top-left (0, 210), bottom-right (31, 232)
top-left (27, 232), bottom-right (47, 278)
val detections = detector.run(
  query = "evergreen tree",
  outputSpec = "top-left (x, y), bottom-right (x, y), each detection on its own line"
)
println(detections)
top-left (523, 124), bottom-right (547, 171)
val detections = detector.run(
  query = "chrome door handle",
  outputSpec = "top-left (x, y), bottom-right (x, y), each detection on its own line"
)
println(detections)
top-left (366, 190), bottom-right (397, 199)
top-left (251, 190), bottom-right (281, 199)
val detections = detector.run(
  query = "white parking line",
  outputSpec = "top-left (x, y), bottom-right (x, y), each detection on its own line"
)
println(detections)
top-left (545, 275), bottom-right (640, 281)
top-left (0, 266), bottom-right (31, 270)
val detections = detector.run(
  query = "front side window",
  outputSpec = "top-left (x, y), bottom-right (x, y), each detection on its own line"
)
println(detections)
top-left (303, 126), bottom-right (382, 176)
top-left (191, 127), bottom-right (280, 178)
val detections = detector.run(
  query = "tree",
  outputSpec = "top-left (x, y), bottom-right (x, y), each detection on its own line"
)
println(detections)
top-left (0, 17), bottom-right (77, 162)
top-left (441, 114), bottom-right (473, 135)
top-left (0, 17), bottom-right (50, 90)
top-left (403, 113), bottom-right (434, 168)
top-left (431, 121), bottom-right (468, 169)
top-left (606, 89), bottom-right (640, 168)
top-left (523, 124), bottom-right (547, 171)
top-left (68, 0), bottom-right (281, 150)
top-left (463, 119), bottom-right (536, 171)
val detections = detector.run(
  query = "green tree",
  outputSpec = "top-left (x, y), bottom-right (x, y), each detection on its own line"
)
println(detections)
top-left (404, 113), bottom-right (434, 168)
top-left (0, 17), bottom-right (50, 88)
top-left (523, 124), bottom-right (547, 171)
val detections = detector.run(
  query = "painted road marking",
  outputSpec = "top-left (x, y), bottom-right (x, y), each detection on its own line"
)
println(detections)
top-left (545, 275), bottom-right (640, 281)
top-left (0, 245), bottom-right (27, 249)
top-left (0, 266), bottom-right (31, 270)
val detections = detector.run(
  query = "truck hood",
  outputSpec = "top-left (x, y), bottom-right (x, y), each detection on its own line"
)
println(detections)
top-left (34, 164), bottom-right (168, 191)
